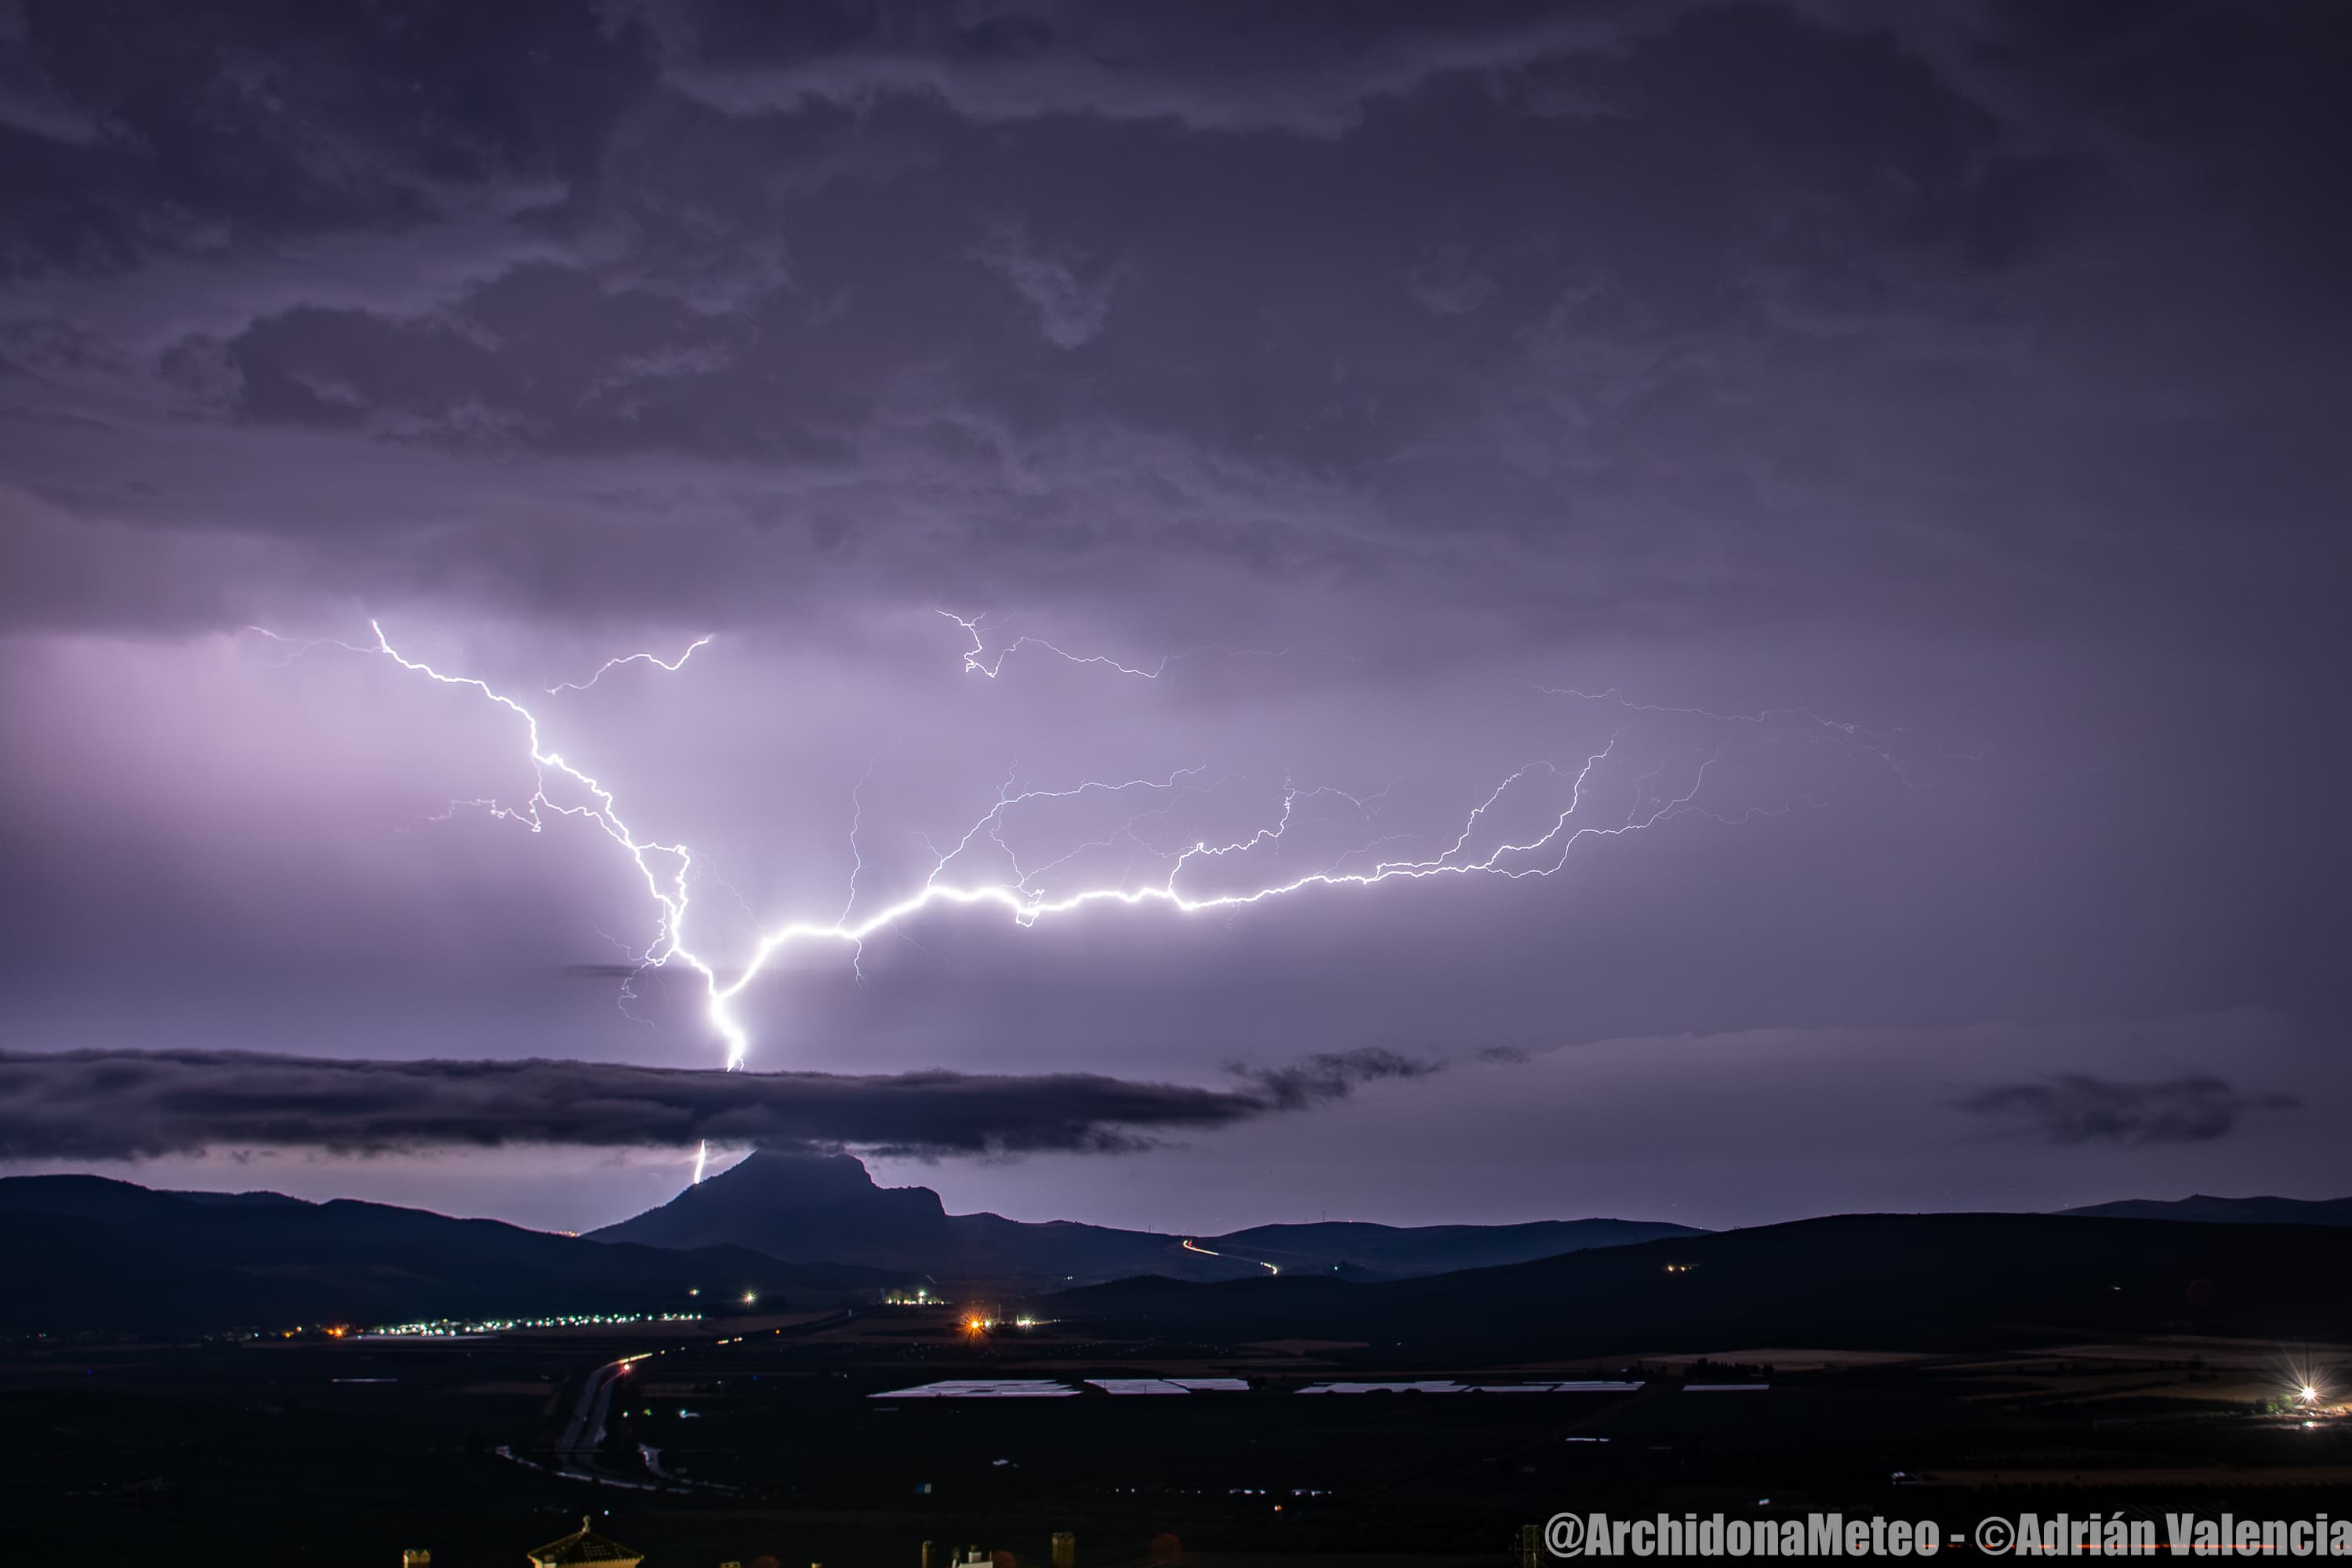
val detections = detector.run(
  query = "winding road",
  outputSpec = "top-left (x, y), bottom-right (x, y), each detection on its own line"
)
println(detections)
top-left (1182, 1237), bottom-right (1279, 1275)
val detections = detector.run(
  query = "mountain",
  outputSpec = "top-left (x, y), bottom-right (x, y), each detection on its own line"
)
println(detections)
top-left (0, 1174), bottom-right (310, 1217)
top-left (2057, 1192), bottom-right (2352, 1226)
top-left (0, 1172), bottom-right (211, 1221)
top-left (1045, 1211), bottom-right (2352, 1355)
top-left (0, 1172), bottom-right (886, 1334)
top-left (169, 1188), bottom-right (312, 1207)
top-left (591, 1149), bottom-right (1210, 1283)
top-left (588, 1149), bottom-right (1703, 1284)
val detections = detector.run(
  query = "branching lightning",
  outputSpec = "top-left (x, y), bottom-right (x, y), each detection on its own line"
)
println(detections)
top-left (546, 636), bottom-right (714, 694)
top-left (944, 610), bottom-right (1176, 680)
top-left (247, 613), bottom-right (1958, 1181)
top-left (1526, 681), bottom-right (1980, 789)
top-left (942, 610), bottom-right (1323, 681)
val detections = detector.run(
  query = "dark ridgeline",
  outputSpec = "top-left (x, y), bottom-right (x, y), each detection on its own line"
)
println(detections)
top-left (1045, 1210), bottom-right (2352, 1358)
top-left (2058, 1192), bottom-right (2352, 1226)
top-left (586, 1147), bottom-right (1704, 1283)
top-left (11, 1159), bottom-right (2350, 1346)
top-left (0, 1173), bottom-right (884, 1334)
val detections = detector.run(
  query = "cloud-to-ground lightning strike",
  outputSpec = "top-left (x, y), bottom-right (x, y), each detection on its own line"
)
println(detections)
top-left (249, 615), bottom-right (1948, 1181)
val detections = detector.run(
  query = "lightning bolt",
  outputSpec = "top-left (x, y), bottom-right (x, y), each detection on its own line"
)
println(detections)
top-left (1527, 682), bottom-right (1982, 789)
top-left (943, 610), bottom-right (1174, 680)
top-left (940, 610), bottom-right (1326, 681)
top-left (546, 636), bottom-right (714, 695)
top-left (248, 614), bottom-right (1955, 1181)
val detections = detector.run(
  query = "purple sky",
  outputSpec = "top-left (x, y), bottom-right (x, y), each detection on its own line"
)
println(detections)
top-left (2, 0), bottom-right (2347, 1234)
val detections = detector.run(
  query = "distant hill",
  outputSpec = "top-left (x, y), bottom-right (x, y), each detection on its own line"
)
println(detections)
top-left (590, 1149), bottom-right (1701, 1285)
top-left (1215, 1217), bottom-right (1704, 1277)
top-left (2057, 1193), bottom-right (2352, 1227)
top-left (169, 1188), bottom-right (311, 1208)
top-left (0, 1174), bottom-right (310, 1218)
top-left (1047, 1211), bottom-right (2352, 1355)
top-left (591, 1149), bottom-right (1196, 1283)
top-left (20, 1167), bottom-right (2343, 1345)
top-left (0, 1172), bottom-right (886, 1334)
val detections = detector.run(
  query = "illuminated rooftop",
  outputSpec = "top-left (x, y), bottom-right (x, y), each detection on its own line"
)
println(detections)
top-left (528, 1516), bottom-right (644, 1568)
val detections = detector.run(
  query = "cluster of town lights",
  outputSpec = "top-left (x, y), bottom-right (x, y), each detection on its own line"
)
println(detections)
top-left (367, 1311), bottom-right (706, 1337)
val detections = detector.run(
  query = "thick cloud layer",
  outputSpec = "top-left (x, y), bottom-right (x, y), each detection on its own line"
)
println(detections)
top-left (4, 0), bottom-right (2344, 649)
top-left (2, 1), bottom-right (2347, 1225)
top-left (0, 1045), bottom-right (1431, 1160)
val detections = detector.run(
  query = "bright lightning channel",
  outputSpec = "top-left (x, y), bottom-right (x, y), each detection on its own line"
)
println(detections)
top-left (252, 615), bottom-right (1907, 1179)
top-left (546, 637), bottom-right (714, 694)
top-left (943, 610), bottom-right (1174, 680)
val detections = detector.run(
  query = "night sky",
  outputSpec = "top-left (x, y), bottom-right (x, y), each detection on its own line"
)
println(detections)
top-left (2, 1), bottom-right (2346, 1234)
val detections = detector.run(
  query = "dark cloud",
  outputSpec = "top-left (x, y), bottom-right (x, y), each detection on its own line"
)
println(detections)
top-left (651, 0), bottom-right (1678, 137)
top-left (560, 962), bottom-right (648, 980)
top-left (1, 0), bottom-right (2348, 1231)
top-left (1225, 1047), bottom-right (1443, 1111)
top-left (5, 0), bottom-right (2343, 649)
top-left (1953, 1073), bottom-right (2300, 1147)
top-left (0, 1046), bottom-right (1439, 1162)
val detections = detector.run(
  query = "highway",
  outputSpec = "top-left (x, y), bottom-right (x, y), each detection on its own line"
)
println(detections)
top-left (539, 1309), bottom-right (857, 1490)
top-left (554, 1353), bottom-right (653, 1486)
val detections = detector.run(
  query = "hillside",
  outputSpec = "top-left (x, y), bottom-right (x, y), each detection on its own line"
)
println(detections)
top-left (2058, 1192), bottom-right (2352, 1227)
top-left (589, 1149), bottom-right (1700, 1284)
top-left (0, 1173), bottom-right (884, 1334)
top-left (1047, 1210), bottom-right (2352, 1356)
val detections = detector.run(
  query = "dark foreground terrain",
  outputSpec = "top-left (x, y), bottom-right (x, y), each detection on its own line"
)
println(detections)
top-left (0, 1173), bottom-right (889, 1333)
top-left (8, 1208), bottom-right (2351, 1566)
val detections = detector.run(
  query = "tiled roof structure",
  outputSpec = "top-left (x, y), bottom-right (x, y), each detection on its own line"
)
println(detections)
top-left (528, 1517), bottom-right (644, 1567)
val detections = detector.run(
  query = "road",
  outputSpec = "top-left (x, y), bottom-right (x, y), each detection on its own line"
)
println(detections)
top-left (1181, 1237), bottom-right (1279, 1275)
top-left (539, 1309), bottom-right (857, 1490)
top-left (553, 1353), bottom-right (654, 1486)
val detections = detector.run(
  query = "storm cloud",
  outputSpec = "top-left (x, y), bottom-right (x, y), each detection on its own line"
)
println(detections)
top-left (2, 1), bottom-right (2347, 1229)
top-left (4, 0), bottom-right (2344, 650)
top-left (0, 1045), bottom-right (1437, 1161)
top-left (1229, 1047), bottom-right (1443, 1111)
top-left (1954, 1073), bottom-right (2301, 1148)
